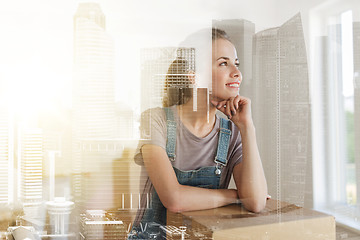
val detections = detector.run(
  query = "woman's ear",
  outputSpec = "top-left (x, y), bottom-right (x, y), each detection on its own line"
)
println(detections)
top-left (187, 70), bottom-right (196, 85)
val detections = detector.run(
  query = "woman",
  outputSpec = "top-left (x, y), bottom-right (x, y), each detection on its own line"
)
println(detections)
top-left (130, 28), bottom-right (268, 238)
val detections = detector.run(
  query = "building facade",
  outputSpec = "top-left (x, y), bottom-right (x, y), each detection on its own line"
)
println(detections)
top-left (252, 13), bottom-right (312, 207)
top-left (72, 2), bottom-right (117, 210)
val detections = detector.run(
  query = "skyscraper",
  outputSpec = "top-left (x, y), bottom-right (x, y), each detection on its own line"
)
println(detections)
top-left (20, 128), bottom-right (43, 216)
top-left (0, 107), bottom-right (11, 204)
top-left (140, 47), bottom-right (195, 113)
top-left (115, 103), bottom-right (135, 139)
top-left (73, 2), bottom-right (116, 139)
top-left (253, 26), bottom-right (281, 203)
top-left (72, 2), bottom-right (117, 210)
top-left (252, 13), bottom-right (312, 207)
top-left (140, 47), bottom-right (195, 139)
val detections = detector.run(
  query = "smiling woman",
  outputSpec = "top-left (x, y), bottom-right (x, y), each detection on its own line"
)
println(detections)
top-left (129, 28), bottom-right (268, 239)
top-left (212, 38), bottom-right (242, 104)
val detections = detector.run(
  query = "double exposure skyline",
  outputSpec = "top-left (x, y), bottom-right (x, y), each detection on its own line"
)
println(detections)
top-left (0, 0), bottom-right (359, 238)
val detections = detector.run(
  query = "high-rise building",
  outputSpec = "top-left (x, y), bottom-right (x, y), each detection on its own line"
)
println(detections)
top-left (140, 47), bottom-right (195, 140)
top-left (212, 19), bottom-right (255, 100)
top-left (111, 146), bottom-right (150, 230)
top-left (0, 79), bottom-right (9, 204)
top-left (72, 2), bottom-right (117, 209)
top-left (115, 103), bottom-right (135, 139)
top-left (38, 107), bottom-right (73, 202)
top-left (73, 2), bottom-right (116, 139)
top-left (141, 47), bottom-right (176, 113)
top-left (253, 26), bottom-right (281, 203)
top-left (112, 148), bottom-right (144, 210)
top-left (353, 22), bottom-right (360, 205)
top-left (0, 107), bottom-right (12, 204)
top-left (252, 13), bottom-right (312, 207)
top-left (19, 128), bottom-right (43, 216)
top-left (140, 47), bottom-right (195, 113)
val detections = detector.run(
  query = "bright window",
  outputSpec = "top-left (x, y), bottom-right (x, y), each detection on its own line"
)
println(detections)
top-left (310, 1), bottom-right (359, 230)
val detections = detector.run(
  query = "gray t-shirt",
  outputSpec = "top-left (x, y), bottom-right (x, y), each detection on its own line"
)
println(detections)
top-left (133, 106), bottom-right (243, 224)
top-left (134, 105), bottom-right (243, 189)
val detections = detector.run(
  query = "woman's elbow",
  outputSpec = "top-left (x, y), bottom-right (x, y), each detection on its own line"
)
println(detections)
top-left (248, 201), bottom-right (266, 213)
top-left (161, 189), bottom-right (184, 213)
top-left (166, 204), bottom-right (183, 213)
top-left (242, 197), bottom-right (267, 213)
top-left (164, 199), bottom-right (184, 213)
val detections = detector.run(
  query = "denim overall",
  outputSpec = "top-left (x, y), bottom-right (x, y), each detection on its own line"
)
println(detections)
top-left (129, 107), bottom-right (231, 239)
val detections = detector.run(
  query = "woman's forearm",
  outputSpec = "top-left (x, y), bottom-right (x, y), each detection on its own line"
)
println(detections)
top-left (167, 186), bottom-right (238, 213)
top-left (142, 144), bottom-right (239, 213)
top-left (234, 122), bottom-right (268, 212)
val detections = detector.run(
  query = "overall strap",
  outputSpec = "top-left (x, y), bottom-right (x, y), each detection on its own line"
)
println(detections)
top-left (164, 107), bottom-right (176, 161)
top-left (214, 118), bottom-right (231, 169)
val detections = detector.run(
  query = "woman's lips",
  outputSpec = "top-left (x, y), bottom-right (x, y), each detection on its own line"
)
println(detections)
top-left (225, 82), bottom-right (240, 88)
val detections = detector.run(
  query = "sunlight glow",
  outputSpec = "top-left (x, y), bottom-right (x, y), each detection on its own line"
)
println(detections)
top-left (5, 56), bottom-right (62, 118)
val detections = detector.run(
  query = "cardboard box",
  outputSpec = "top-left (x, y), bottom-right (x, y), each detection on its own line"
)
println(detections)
top-left (167, 199), bottom-right (335, 239)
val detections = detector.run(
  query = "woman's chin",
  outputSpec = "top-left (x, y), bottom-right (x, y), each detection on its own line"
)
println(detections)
top-left (210, 91), bottom-right (239, 101)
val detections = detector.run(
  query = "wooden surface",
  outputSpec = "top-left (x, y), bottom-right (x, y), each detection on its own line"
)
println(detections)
top-left (167, 199), bottom-right (336, 239)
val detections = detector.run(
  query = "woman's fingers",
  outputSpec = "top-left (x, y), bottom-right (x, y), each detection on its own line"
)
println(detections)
top-left (212, 95), bottom-right (253, 125)
top-left (225, 100), bottom-right (232, 119)
top-left (210, 100), bottom-right (220, 107)
top-left (226, 98), bottom-right (236, 119)
top-left (211, 100), bottom-right (226, 109)
top-left (234, 95), bottom-right (241, 110)
top-left (211, 100), bottom-right (230, 118)
top-left (211, 100), bottom-right (225, 109)
top-left (211, 97), bottom-right (239, 119)
top-left (228, 98), bottom-right (236, 117)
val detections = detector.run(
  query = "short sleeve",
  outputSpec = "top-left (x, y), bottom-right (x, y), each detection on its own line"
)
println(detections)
top-left (134, 108), bottom-right (167, 165)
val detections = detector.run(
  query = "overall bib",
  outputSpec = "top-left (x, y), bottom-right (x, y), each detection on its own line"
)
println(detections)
top-left (129, 107), bottom-right (231, 239)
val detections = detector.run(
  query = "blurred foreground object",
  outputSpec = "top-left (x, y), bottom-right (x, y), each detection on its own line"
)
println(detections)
top-left (7, 226), bottom-right (40, 240)
top-left (79, 210), bottom-right (126, 240)
top-left (46, 197), bottom-right (74, 235)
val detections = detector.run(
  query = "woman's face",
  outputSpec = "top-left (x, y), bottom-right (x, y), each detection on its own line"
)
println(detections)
top-left (211, 38), bottom-right (242, 101)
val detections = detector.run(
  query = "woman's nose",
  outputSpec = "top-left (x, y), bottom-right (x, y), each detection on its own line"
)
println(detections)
top-left (231, 67), bottom-right (242, 81)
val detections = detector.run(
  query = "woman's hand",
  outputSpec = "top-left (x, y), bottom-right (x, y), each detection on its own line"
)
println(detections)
top-left (212, 96), bottom-right (268, 213)
top-left (211, 95), bottom-right (253, 129)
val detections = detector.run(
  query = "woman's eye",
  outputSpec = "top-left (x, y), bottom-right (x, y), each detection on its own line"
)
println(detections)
top-left (235, 63), bottom-right (240, 68)
top-left (219, 62), bottom-right (227, 66)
